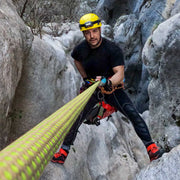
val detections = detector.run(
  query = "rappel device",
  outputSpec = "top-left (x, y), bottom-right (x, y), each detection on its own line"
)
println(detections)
top-left (80, 78), bottom-right (120, 126)
top-left (84, 101), bottom-right (117, 126)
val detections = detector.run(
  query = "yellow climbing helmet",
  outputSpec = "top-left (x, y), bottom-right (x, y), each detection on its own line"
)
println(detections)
top-left (79, 13), bottom-right (102, 31)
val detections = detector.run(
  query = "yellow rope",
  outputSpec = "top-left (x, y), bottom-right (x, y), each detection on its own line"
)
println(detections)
top-left (0, 82), bottom-right (99, 180)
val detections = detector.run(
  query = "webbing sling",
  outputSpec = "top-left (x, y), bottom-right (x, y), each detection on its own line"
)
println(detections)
top-left (0, 82), bottom-right (99, 180)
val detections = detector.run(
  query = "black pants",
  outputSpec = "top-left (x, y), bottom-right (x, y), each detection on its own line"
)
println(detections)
top-left (63, 89), bottom-right (152, 148)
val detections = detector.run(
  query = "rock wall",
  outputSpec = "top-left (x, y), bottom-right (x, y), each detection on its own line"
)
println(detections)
top-left (142, 13), bottom-right (180, 150)
top-left (113, 14), bottom-right (145, 112)
top-left (100, 0), bottom-right (180, 113)
top-left (134, 13), bottom-right (180, 180)
top-left (41, 113), bottom-right (149, 180)
top-left (0, 0), bottom-right (180, 180)
top-left (0, 0), bottom-right (33, 149)
top-left (135, 144), bottom-right (180, 180)
top-left (8, 35), bottom-right (79, 141)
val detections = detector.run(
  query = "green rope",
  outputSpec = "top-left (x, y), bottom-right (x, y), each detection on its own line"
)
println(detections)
top-left (0, 82), bottom-right (99, 180)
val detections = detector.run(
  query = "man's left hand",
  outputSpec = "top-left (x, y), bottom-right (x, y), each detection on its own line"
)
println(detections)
top-left (98, 77), bottom-right (112, 91)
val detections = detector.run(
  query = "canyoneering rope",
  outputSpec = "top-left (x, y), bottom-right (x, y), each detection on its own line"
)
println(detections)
top-left (0, 82), bottom-right (99, 180)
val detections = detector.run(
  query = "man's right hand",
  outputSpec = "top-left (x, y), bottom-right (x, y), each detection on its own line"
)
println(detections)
top-left (80, 78), bottom-right (95, 93)
top-left (83, 77), bottom-right (94, 87)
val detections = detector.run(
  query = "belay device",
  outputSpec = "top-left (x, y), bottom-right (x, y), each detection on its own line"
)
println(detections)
top-left (84, 101), bottom-right (117, 126)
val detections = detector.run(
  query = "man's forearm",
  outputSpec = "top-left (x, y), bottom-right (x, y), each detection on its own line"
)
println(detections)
top-left (110, 65), bottom-right (124, 86)
top-left (110, 72), bottom-right (124, 86)
top-left (74, 60), bottom-right (87, 78)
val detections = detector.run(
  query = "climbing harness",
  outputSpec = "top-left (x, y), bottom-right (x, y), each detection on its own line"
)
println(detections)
top-left (81, 78), bottom-right (124, 126)
top-left (84, 99), bottom-right (117, 126)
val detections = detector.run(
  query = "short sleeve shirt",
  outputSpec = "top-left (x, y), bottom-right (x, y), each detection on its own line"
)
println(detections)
top-left (71, 38), bottom-right (124, 78)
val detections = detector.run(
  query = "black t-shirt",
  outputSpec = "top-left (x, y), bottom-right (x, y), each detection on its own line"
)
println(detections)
top-left (71, 38), bottom-right (124, 78)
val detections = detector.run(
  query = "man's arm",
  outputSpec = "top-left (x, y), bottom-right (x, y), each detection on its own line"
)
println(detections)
top-left (109, 65), bottom-right (124, 86)
top-left (74, 60), bottom-right (87, 79)
top-left (96, 65), bottom-right (124, 86)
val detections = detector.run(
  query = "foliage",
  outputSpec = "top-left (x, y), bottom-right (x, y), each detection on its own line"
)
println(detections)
top-left (12, 0), bottom-right (83, 36)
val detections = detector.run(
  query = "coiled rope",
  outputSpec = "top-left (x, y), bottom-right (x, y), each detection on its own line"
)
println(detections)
top-left (0, 82), bottom-right (99, 180)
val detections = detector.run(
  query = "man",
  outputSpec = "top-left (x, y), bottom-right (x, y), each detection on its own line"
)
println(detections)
top-left (51, 13), bottom-right (164, 164)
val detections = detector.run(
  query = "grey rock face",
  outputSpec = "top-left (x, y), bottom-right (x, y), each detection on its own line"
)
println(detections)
top-left (1, 1), bottom-right (180, 180)
top-left (113, 14), bottom-right (148, 112)
top-left (138, 0), bottom-right (180, 44)
top-left (9, 36), bottom-right (79, 142)
top-left (96, 0), bottom-right (117, 22)
top-left (139, 0), bottom-right (166, 45)
top-left (41, 113), bottom-right (149, 180)
top-left (171, 0), bottom-right (180, 16)
top-left (7, 21), bottom-right (84, 142)
top-left (162, 0), bottom-right (180, 18)
top-left (0, 0), bottom-right (33, 149)
top-left (110, 0), bottom-right (180, 113)
top-left (96, 0), bottom-right (130, 24)
top-left (135, 145), bottom-right (180, 180)
top-left (142, 13), bottom-right (180, 149)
